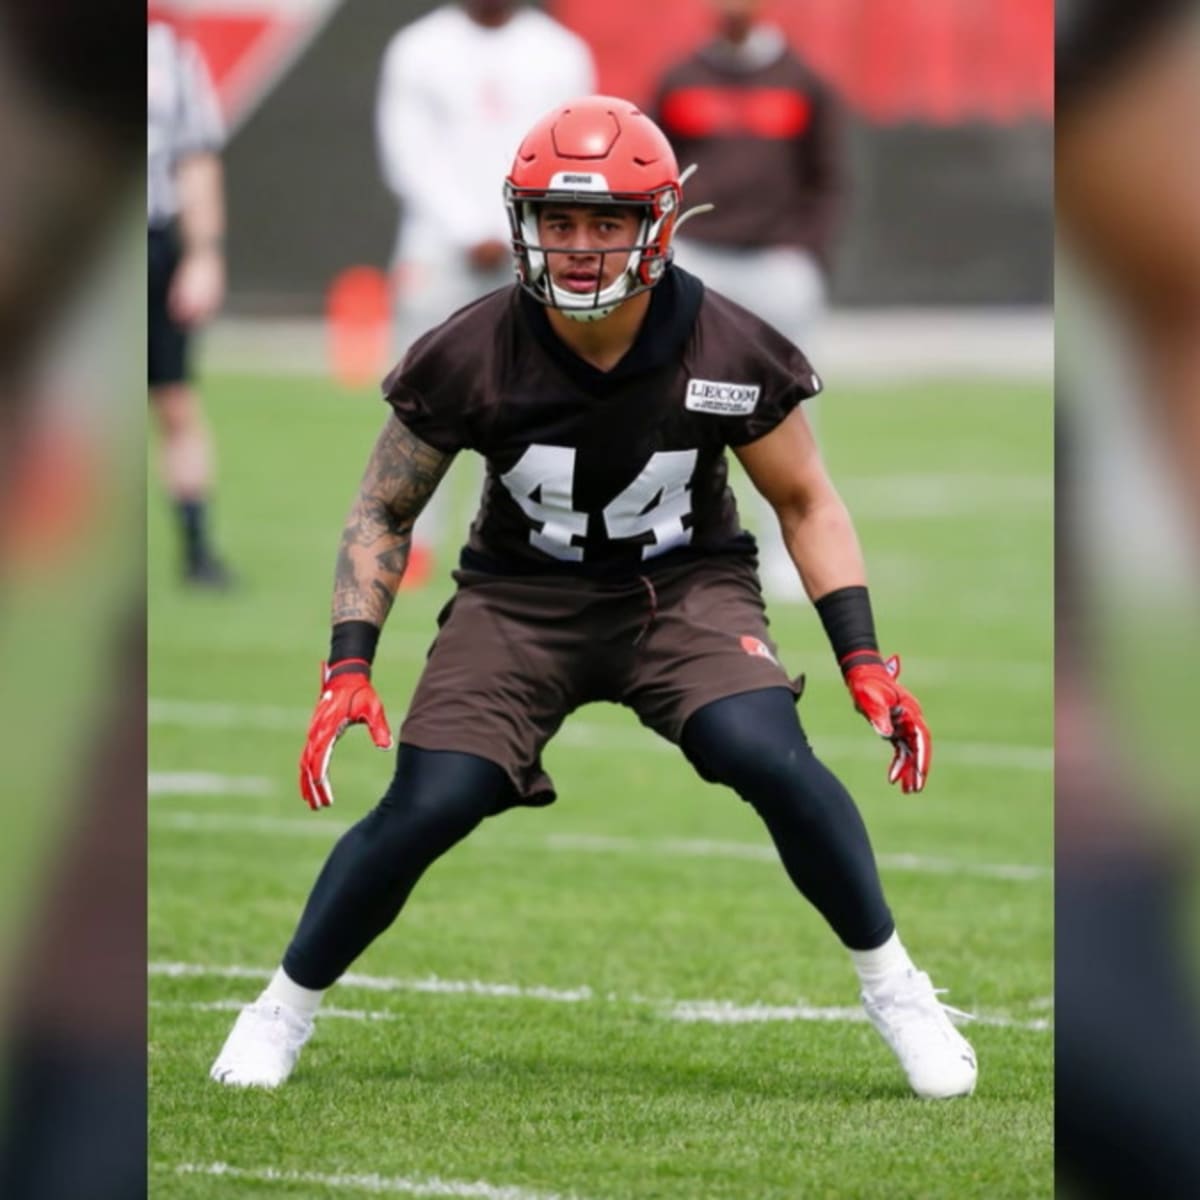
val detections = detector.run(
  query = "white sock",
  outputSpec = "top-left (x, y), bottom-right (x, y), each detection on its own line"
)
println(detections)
top-left (848, 931), bottom-right (914, 993)
top-left (263, 967), bottom-right (325, 1018)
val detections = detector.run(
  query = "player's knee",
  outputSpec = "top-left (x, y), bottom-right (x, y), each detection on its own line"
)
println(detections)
top-left (727, 738), bottom-right (819, 805)
top-left (378, 745), bottom-right (512, 839)
top-left (683, 688), bottom-right (811, 788)
top-left (373, 788), bottom-right (479, 848)
top-left (682, 688), bottom-right (851, 823)
top-left (712, 743), bottom-right (853, 842)
top-left (152, 383), bottom-right (201, 436)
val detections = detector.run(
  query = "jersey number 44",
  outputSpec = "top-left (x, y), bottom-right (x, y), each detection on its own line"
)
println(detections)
top-left (501, 444), bottom-right (698, 563)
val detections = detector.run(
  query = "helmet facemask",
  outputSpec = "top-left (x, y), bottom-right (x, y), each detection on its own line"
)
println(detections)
top-left (505, 182), bottom-right (680, 321)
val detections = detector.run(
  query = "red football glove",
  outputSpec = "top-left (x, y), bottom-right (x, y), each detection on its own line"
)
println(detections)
top-left (298, 659), bottom-right (393, 810)
top-left (841, 652), bottom-right (931, 794)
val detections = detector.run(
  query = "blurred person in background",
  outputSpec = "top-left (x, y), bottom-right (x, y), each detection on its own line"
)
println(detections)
top-left (375, 0), bottom-right (594, 584)
top-left (148, 15), bottom-right (233, 588)
top-left (1056, 0), bottom-right (1200, 1193)
top-left (210, 96), bottom-right (977, 1104)
top-left (650, 0), bottom-right (845, 601)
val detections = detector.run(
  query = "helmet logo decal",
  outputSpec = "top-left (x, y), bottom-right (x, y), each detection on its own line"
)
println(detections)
top-left (548, 171), bottom-right (611, 192)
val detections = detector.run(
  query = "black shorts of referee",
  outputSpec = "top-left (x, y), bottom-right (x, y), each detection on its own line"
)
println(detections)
top-left (148, 222), bottom-right (190, 388)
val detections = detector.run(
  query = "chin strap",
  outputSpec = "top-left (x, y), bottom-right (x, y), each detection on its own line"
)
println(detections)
top-left (561, 303), bottom-right (620, 323)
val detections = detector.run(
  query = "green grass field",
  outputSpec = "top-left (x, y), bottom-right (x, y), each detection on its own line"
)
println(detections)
top-left (149, 372), bottom-right (1052, 1199)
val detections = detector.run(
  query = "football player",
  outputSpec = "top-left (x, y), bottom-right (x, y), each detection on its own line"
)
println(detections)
top-left (211, 96), bottom-right (976, 1099)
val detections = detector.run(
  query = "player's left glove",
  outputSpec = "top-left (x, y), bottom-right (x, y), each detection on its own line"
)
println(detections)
top-left (841, 651), bottom-right (931, 794)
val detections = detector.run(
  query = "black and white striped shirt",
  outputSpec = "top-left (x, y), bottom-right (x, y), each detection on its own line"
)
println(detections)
top-left (147, 20), bottom-right (224, 229)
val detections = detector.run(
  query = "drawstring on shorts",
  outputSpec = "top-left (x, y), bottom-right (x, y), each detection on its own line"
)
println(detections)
top-left (633, 574), bottom-right (658, 646)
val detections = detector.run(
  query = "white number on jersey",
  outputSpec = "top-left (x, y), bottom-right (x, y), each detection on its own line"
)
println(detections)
top-left (602, 449), bottom-right (698, 559)
top-left (499, 444), bottom-right (587, 561)
top-left (499, 445), bottom-right (699, 562)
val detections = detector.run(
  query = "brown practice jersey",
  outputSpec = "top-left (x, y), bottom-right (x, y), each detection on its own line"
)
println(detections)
top-left (650, 45), bottom-right (843, 266)
top-left (382, 266), bottom-right (821, 578)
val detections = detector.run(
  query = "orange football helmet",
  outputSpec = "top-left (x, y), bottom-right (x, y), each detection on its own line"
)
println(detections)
top-left (504, 95), bottom-right (708, 320)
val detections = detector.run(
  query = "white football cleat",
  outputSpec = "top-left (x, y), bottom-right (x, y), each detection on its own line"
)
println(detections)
top-left (862, 967), bottom-right (978, 1099)
top-left (209, 996), bottom-right (314, 1088)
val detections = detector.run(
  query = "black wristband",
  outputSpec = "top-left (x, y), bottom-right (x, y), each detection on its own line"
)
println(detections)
top-left (813, 586), bottom-right (880, 671)
top-left (329, 620), bottom-right (381, 667)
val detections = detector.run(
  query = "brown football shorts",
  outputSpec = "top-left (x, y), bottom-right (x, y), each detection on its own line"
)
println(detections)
top-left (399, 553), bottom-right (804, 805)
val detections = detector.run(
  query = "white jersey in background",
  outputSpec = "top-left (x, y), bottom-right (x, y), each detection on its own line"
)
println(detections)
top-left (147, 21), bottom-right (225, 229)
top-left (376, 4), bottom-right (594, 283)
top-left (375, 3), bottom-right (594, 567)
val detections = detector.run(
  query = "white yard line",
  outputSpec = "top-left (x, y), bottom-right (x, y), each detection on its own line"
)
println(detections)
top-left (149, 698), bottom-right (1051, 772)
top-left (151, 961), bottom-right (593, 1003)
top-left (838, 472), bottom-right (1049, 519)
top-left (153, 811), bottom-right (336, 836)
top-left (666, 1000), bottom-right (1051, 1033)
top-left (150, 698), bottom-right (311, 730)
top-left (149, 962), bottom-right (1051, 1033)
top-left (148, 772), bottom-right (275, 797)
top-left (553, 722), bottom-right (1054, 772)
top-left (171, 1162), bottom-right (583, 1200)
top-left (150, 811), bottom-right (1050, 882)
top-left (150, 647), bottom-right (1050, 692)
top-left (541, 833), bottom-right (1050, 881)
top-left (896, 657), bottom-right (1049, 689)
top-left (157, 998), bottom-right (401, 1021)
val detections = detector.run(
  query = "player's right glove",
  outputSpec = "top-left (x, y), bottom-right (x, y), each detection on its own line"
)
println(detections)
top-left (298, 659), bottom-right (393, 810)
top-left (841, 651), bottom-right (932, 794)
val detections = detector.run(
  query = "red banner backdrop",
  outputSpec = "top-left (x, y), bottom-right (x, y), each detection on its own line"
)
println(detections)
top-left (551, 0), bottom-right (1053, 125)
top-left (153, 0), bottom-right (1052, 131)
top-left (147, 1), bottom-right (344, 130)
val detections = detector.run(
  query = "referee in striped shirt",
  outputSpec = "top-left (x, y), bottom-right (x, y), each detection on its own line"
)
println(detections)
top-left (148, 18), bottom-right (231, 586)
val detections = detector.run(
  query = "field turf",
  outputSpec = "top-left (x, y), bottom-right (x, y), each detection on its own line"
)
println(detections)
top-left (149, 372), bottom-right (1052, 1199)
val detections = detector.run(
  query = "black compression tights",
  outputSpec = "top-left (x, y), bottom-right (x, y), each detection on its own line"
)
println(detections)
top-left (681, 687), bottom-right (895, 951)
top-left (283, 746), bottom-right (512, 989)
top-left (284, 690), bottom-right (893, 990)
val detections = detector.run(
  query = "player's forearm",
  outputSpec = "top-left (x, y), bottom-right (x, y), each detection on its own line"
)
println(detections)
top-left (784, 494), bottom-right (886, 678)
top-left (779, 492), bottom-right (868, 602)
top-left (176, 153), bottom-right (225, 253)
top-left (330, 415), bottom-right (453, 630)
top-left (331, 498), bottom-right (413, 627)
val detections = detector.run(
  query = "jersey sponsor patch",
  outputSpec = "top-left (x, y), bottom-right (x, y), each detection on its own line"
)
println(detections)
top-left (685, 378), bottom-right (761, 416)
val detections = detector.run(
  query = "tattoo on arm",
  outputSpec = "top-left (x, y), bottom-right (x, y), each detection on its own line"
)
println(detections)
top-left (331, 417), bottom-right (454, 626)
